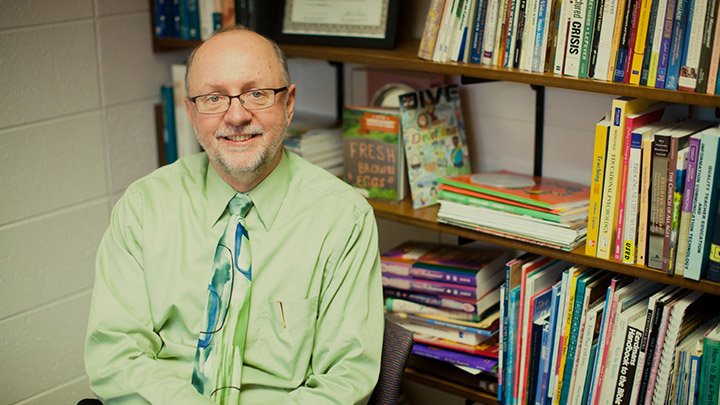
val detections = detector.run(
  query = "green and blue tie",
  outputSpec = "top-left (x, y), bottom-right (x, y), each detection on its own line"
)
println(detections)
top-left (192, 193), bottom-right (253, 404)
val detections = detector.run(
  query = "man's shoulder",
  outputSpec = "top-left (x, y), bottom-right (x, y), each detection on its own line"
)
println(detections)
top-left (126, 153), bottom-right (208, 197)
top-left (286, 153), bottom-right (371, 213)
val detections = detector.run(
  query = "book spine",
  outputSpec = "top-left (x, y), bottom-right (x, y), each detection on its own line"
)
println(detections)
top-left (482, 0), bottom-right (501, 63)
top-left (629, 0), bottom-right (655, 84)
top-left (382, 274), bottom-right (479, 299)
top-left (665, 0), bottom-right (691, 89)
top-left (699, 336), bottom-right (720, 404)
top-left (532, 0), bottom-right (551, 72)
top-left (587, 0), bottom-right (607, 78)
top-left (503, 0), bottom-right (518, 67)
top-left (578, 0), bottom-right (598, 78)
top-left (597, 106), bottom-right (625, 260)
top-left (514, 0), bottom-right (529, 66)
top-left (686, 132), bottom-right (720, 280)
top-left (419, 0), bottom-right (448, 60)
top-left (706, 197), bottom-right (720, 282)
top-left (558, 281), bottom-right (588, 403)
top-left (587, 121), bottom-right (610, 256)
top-left (614, 121), bottom-right (635, 261)
top-left (662, 136), bottom-right (682, 273)
top-left (636, 299), bottom-right (667, 405)
top-left (678, 0), bottom-right (707, 92)
top-left (592, 0), bottom-right (618, 79)
top-left (563, 0), bottom-right (586, 76)
top-left (411, 343), bottom-right (499, 372)
top-left (654, 0), bottom-right (677, 88)
top-left (640, 0), bottom-right (662, 86)
top-left (647, 133), bottom-right (670, 269)
top-left (706, 1), bottom-right (720, 94)
top-left (159, 85), bottom-right (178, 164)
top-left (408, 266), bottom-right (478, 286)
top-left (612, 326), bottom-right (644, 405)
top-left (520, 0), bottom-right (539, 70)
top-left (674, 136), bottom-right (701, 276)
top-left (554, 0), bottom-right (573, 73)
top-left (636, 135), bottom-right (654, 265)
top-left (470, 0), bottom-right (489, 62)
top-left (613, 0), bottom-right (639, 82)
top-left (694, 0), bottom-right (717, 92)
top-left (383, 288), bottom-right (478, 312)
top-left (622, 0), bottom-right (645, 83)
top-left (621, 132), bottom-right (643, 263)
top-left (688, 353), bottom-right (701, 403)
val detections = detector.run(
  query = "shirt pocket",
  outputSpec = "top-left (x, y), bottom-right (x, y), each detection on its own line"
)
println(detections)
top-left (254, 296), bottom-right (318, 384)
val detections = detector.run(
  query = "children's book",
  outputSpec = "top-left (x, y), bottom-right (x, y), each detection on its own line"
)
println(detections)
top-left (342, 106), bottom-right (406, 201)
top-left (439, 170), bottom-right (590, 211)
top-left (398, 84), bottom-right (472, 208)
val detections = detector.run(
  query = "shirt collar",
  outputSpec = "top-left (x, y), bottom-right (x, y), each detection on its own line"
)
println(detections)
top-left (205, 150), bottom-right (290, 231)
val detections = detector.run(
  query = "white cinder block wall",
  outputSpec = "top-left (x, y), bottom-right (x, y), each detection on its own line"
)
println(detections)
top-left (0, 1), bottom-right (186, 403)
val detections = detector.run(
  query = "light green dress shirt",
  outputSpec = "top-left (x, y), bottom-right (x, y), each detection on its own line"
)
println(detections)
top-left (85, 150), bottom-right (384, 404)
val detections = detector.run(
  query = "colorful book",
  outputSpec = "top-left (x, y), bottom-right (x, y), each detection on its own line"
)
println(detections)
top-left (674, 135), bottom-right (701, 276)
top-left (627, 0), bottom-right (655, 84)
top-left (655, 0), bottom-right (678, 88)
top-left (419, 0), bottom-right (449, 60)
top-left (342, 106), bottom-right (406, 201)
top-left (684, 126), bottom-right (720, 280)
top-left (596, 97), bottom-right (658, 260)
top-left (586, 115), bottom-right (611, 256)
top-left (411, 342), bottom-right (500, 373)
top-left (677, 0), bottom-right (709, 92)
top-left (439, 170), bottom-right (590, 211)
top-left (399, 84), bottom-right (471, 208)
top-left (383, 288), bottom-right (484, 314)
top-left (664, 0), bottom-right (692, 90)
top-left (699, 322), bottom-right (720, 404)
top-left (382, 272), bottom-right (499, 301)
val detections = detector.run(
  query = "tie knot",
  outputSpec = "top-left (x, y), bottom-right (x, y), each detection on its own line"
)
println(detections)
top-left (228, 193), bottom-right (253, 218)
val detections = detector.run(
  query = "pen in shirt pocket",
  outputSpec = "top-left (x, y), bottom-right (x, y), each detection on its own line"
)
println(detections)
top-left (276, 299), bottom-right (287, 329)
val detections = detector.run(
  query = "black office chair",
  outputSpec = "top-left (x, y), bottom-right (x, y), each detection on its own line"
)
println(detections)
top-left (368, 319), bottom-right (414, 405)
top-left (79, 320), bottom-right (414, 405)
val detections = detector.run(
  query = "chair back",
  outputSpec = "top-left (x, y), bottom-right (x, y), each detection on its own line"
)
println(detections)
top-left (368, 319), bottom-right (414, 405)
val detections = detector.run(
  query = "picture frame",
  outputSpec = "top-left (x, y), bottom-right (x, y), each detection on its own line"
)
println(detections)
top-left (274, 0), bottom-right (400, 50)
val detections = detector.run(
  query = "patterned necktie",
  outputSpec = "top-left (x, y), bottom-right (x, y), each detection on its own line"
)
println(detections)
top-left (192, 193), bottom-right (253, 404)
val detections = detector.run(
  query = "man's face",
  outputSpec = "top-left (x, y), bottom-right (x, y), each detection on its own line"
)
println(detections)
top-left (185, 31), bottom-right (295, 186)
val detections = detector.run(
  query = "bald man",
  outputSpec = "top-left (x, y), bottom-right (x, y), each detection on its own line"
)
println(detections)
top-left (85, 27), bottom-right (383, 404)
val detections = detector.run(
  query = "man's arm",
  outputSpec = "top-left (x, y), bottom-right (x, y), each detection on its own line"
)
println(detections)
top-left (285, 207), bottom-right (384, 404)
top-left (85, 191), bottom-right (213, 405)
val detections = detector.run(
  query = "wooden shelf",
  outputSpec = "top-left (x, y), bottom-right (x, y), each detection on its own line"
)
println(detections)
top-left (151, 36), bottom-right (719, 107)
top-left (404, 355), bottom-right (498, 404)
top-left (369, 198), bottom-right (720, 296)
top-left (280, 39), bottom-right (720, 107)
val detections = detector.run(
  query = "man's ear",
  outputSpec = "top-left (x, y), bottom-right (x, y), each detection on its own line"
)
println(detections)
top-left (285, 83), bottom-right (297, 123)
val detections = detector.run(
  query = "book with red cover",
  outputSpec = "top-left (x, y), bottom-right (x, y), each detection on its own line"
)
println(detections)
top-left (439, 171), bottom-right (590, 211)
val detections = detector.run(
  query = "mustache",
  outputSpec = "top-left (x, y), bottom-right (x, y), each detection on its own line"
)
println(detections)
top-left (215, 125), bottom-right (264, 138)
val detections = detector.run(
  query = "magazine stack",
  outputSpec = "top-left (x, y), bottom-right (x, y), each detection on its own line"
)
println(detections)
top-left (284, 117), bottom-right (343, 177)
top-left (436, 171), bottom-right (591, 251)
top-left (380, 240), bottom-right (511, 379)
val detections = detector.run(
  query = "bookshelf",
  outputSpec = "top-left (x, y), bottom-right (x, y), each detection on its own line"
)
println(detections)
top-left (150, 3), bottom-right (720, 402)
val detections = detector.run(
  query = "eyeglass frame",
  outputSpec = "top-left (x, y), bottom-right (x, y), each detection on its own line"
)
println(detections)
top-left (187, 86), bottom-right (290, 114)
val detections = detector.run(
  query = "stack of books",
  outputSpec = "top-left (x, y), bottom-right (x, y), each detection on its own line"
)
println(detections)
top-left (381, 240), bottom-right (510, 376)
top-left (436, 171), bottom-right (590, 251)
top-left (417, 0), bottom-right (720, 94)
top-left (285, 117), bottom-right (344, 177)
top-left (500, 253), bottom-right (720, 404)
top-left (584, 97), bottom-right (720, 280)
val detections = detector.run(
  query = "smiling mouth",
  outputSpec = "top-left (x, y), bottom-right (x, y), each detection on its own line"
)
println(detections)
top-left (221, 133), bottom-right (260, 141)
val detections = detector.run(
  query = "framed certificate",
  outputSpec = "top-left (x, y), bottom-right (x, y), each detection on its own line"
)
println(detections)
top-left (275, 0), bottom-right (400, 49)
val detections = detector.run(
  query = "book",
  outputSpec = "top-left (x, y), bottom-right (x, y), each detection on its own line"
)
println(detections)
top-left (419, 0), bottom-right (449, 60)
top-left (382, 272), bottom-right (499, 301)
top-left (605, 298), bottom-right (649, 405)
top-left (627, 0), bottom-right (654, 84)
top-left (677, 0), bottom-right (709, 92)
top-left (562, 0), bottom-right (586, 77)
top-left (694, 0), bottom-right (717, 93)
top-left (411, 342), bottom-right (499, 374)
top-left (596, 97), bottom-right (658, 260)
top-left (664, 0), bottom-right (692, 90)
top-left (586, 116), bottom-right (611, 256)
top-left (380, 240), bottom-right (442, 277)
top-left (620, 0), bottom-right (644, 83)
top-left (592, 0), bottom-right (620, 80)
top-left (413, 333), bottom-right (500, 357)
top-left (685, 126), bottom-right (720, 280)
top-left (342, 106), bottom-right (406, 201)
top-left (440, 170), bottom-right (591, 211)
top-left (159, 84), bottom-right (178, 164)
top-left (577, 0), bottom-right (599, 79)
top-left (170, 63), bottom-right (201, 158)
top-left (674, 135), bottom-right (701, 276)
top-left (412, 244), bottom-right (510, 287)
top-left (705, 0), bottom-right (720, 94)
top-left (612, 0), bottom-right (639, 82)
top-left (386, 312), bottom-right (494, 346)
top-left (706, 183), bottom-right (720, 282)
top-left (699, 322), bottom-right (720, 404)
top-left (385, 297), bottom-right (484, 321)
top-left (383, 288), bottom-right (485, 314)
top-left (398, 84), bottom-right (471, 208)
top-left (655, 0), bottom-right (679, 88)
top-left (639, 0), bottom-right (663, 86)
top-left (647, 120), bottom-right (713, 271)
top-left (613, 103), bottom-right (686, 262)
top-left (470, 0), bottom-right (490, 63)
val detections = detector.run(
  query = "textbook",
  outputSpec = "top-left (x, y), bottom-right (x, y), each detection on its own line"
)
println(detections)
top-left (411, 343), bottom-right (500, 374)
top-left (398, 84), bottom-right (471, 208)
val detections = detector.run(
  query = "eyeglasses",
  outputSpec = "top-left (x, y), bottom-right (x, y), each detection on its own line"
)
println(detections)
top-left (188, 86), bottom-right (289, 114)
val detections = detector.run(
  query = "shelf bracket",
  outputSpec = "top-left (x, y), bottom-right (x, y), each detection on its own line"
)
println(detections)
top-left (531, 85), bottom-right (545, 178)
top-left (328, 61), bottom-right (344, 125)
